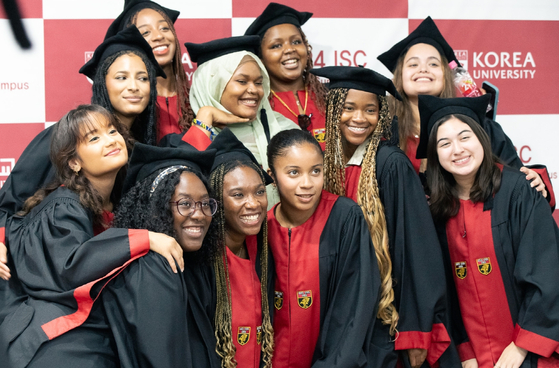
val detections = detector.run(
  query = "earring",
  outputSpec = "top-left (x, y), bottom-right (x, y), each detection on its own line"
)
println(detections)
top-left (74, 170), bottom-right (80, 176)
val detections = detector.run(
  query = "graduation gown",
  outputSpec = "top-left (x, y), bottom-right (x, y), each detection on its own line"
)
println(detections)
top-left (156, 95), bottom-right (182, 143)
top-left (0, 186), bottom-right (150, 368)
top-left (344, 139), bottom-right (454, 367)
top-left (437, 166), bottom-right (559, 367)
top-left (268, 190), bottom-right (380, 367)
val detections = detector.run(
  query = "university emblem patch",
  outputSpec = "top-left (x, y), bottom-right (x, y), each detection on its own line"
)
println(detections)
top-left (455, 261), bottom-right (467, 279)
top-left (297, 290), bottom-right (313, 309)
top-left (237, 326), bottom-right (250, 346)
top-left (313, 128), bottom-right (325, 143)
top-left (476, 257), bottom-right (492, 275)
top-left (274, 291), bottom-right (283, 310)
top-left (256, 326), bottom-right (262, 345)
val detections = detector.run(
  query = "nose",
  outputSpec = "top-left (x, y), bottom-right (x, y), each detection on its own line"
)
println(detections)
top-left (352, 109), bottom-right (366, 123)
top-left (452, 140), bottom-right (465, 155)
top-left (127, 77), bottom-right (139, 91)
top-left (150, 28), bottom-right (163, 41)
top-left (244, 193), bottom-right (258, 209)
top-left (190, 203), bottom-right (206, 220)
top-left (300, 173), bottom-right (312, 189)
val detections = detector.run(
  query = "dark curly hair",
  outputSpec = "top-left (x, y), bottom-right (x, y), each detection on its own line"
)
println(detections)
top-left (91, 49), bottom-right (158, 146)
top-left (114, 167), bottom-right (219, 264)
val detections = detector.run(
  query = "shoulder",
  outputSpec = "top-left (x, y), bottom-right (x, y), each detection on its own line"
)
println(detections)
top-left (376, 144), bottom-right (419, 183)
top-left (329, 193), bottom-right (363, 219)
top-left (26, 187), bottom-right (86, 221)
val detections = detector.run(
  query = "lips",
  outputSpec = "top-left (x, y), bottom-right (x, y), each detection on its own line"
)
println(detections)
top-left (347, 126), bottom-right (369, 134)
top-left (239, 99), bottom-right (258, 107)
top-left (152, 45), bottom-right (169, 55)
top-left (182, 226), bottom-right (204, 238)
top-left (281, 58), bottom-right (299, 70)
top-left (240, 213), bottom-right (261, 225)
top-left (105, 148), bottom-right (121, 157)
top-left (124, 96), bottom-right (142, 103)
top-left (453, 156), bottom-right (471, 165)
top-left (296, 193), bottom-right (314, 204)
top-left (414, 76), bottom-right (433, 82)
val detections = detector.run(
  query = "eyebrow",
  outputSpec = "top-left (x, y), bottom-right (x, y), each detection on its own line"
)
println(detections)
top-left (405, 55), bottom-right (441, 63)
top-left (137, 19), bottom-right (168, 29)
top-left (344, 101), bottom-right (378, 107)
top-left (175, 193), bottom-right (210, 199)
top-left (436, 129), bottom-right (472, 144)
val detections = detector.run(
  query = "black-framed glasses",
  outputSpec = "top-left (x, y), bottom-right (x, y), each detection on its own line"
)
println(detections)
top-left (298, 113), bottom-right (313, 131)
top-left (169, 198), bottom-right (218, 217)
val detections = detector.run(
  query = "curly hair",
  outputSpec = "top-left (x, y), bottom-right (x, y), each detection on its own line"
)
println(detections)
top-left (91, 49), bottom-right (158, 146)
top-left (209, 160), bottom-right (274, 368)
top-left (19, 105), bottom-right (128, 228)
top-left (388, 46), bottom-right (455, 154)
top-left (323, 88), bottom-right (399, 335)
top-left (128, 7), bottom-right (195, 130)
top-left (113, 167), bottom-right (219, 264)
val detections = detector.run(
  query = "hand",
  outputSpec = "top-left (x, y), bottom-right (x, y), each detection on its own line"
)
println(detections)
top-left (0, 242), bottom-right (10, 280)
top-left (196, 106), bottom-right (250, 130)
top-left (520, 167), bottom-right (547, 198)
top-left (407, 348), bottom-right (428, 368)
top-left (148, 232), bottom-right (184, 273)
top-left (494, 341), bottom-right (528, 368)
top-left (462, 358), bottom-right (478, 368)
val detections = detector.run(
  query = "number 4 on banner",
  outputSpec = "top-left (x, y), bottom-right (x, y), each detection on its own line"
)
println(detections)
top-left (314, 50), bottom-right (325, 68)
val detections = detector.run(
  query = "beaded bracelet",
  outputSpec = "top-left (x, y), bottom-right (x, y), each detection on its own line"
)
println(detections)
top-left (192, 118), bottom-right (217, 140)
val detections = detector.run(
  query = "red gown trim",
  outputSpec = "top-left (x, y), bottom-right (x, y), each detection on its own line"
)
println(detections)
top-left (157, 95), bottom-right (182, 143)
top-left (527, 165), bottom-right (556, 210)
top-left (41, 229), bottom-right (150, 340)
top-left (457, 341), bottom-right (476, 362)
top-left (395, 323), bottom-right (451, 366)
top-left (181, 126), bottom-right (212, 151)
top-left (0, 226), bottom-right (4, 244)
top-left (405, 136), bottom-right (421, 174)
top-left (514, 324), bottom-right (559, 357)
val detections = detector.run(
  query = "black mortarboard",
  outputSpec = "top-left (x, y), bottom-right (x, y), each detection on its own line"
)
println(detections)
top-left (79, 26), bottom-right (166, 80)
top-left (185, 36), bottom-right (261, 66)
top-left (244, 2), bottom-right (312, 38)
top-left (416, 94), bottom-right (490, 159)
top-left (377, 16), bottom-right (460, 73)
top-left (310, 66), bottom-right (402, 100)
top-left (104, 0), bottom-right (180, 40)
top-left (208, 128), bottom-right (273, 185)
top-left (123, 142), bottom-right (216, 194)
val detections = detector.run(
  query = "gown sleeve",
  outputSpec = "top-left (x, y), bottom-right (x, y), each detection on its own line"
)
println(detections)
top-left (377, 146), bottom-right (451, 365)
top-left (312, 200), bottom-right (381, 367)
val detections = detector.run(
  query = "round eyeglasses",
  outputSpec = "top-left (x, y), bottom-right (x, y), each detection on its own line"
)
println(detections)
top-left (169, 198), bottom-right (218, 217)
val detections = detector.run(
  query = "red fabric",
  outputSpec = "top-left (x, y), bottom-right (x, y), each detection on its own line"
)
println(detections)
top-left (157, 95), bottom-right (182, 143)
top-left (344, 165), bottom-right (362, 203)
top-left (514, 324), bottom-right (559, 358)
top-left (93, 211), bottom-right (114, 236)
top-left (268, 190), bottom-right (337, 368)
top-left (226, 235), bottom-right (263, 367)
top-left (457, 342), bottom-right (476, 362)
top-left (41, 229), bottom-right (150, 340)
top-left (0, 226), bottom-right (4, 244)
top-left (181, 126), bottom-right (211, 151)
top-left (270, 90), bottom-right (326, 150)
top-left (446, 200), bottom-right (514, 367)
top-left (529, 165), bottom-right (556, 210)
top-left (395, 323), bottom-right (450, 366)
top-left (405, 136), bottom-right (421, 174)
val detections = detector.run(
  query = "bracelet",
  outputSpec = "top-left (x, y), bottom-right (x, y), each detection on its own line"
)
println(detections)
top-left (192, 118), bottom-right (217, 140)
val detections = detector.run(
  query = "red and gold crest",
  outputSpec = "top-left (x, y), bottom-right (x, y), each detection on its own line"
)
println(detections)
top-left (256, 326), bottom-right (262, 345)
top-left (313, 128), bottom-right (326, 143)
top-left (455, 261), bottom-right (467, 279)
top-left (274, 291), bottom-right (283, 310)
top-left (297, 290), bottom-right (313, 309)
top-left (476, 257), bottom-right (492, 275)
top-left (237, 326), bottom-right (251, 346)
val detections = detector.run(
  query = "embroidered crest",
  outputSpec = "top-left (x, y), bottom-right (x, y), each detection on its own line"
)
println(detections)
top-left (256, 326), bottom-right (262, 345)
top-left (476, 257), bottom-right (492, 275)
top-left (313, 128), bottom-right (325, 143)
top-left (297, 290), bottom-right (313, 309)
top-left (237, 326), bottom-right (250, 346)
top-left (274, 291), bottom-right (284, 310)
top-left (455, 261), bottom-right (467, 279)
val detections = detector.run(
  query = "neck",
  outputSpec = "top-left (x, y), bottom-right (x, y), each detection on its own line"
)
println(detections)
top-left (87, 173), bottom-right (118, 212)
top-left (270, 77), bottom-right (305, 93)
top-left (116, 113), bottom-right (135, 130)
top-left (409, 96), bottom-right (421, 134)
top-left (342, 139), bottom-right (359, 166)
top-left (276, 194), bottom-right (320, 228)
top-left (455, 177), bottom-right (474, 200)
top-left (225, 230), bottom-right (247, 259)
top-left (156, 64), bottom-right (177, 97)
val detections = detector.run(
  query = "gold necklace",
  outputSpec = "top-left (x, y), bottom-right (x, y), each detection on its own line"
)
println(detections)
top-left (271, 87), bottom-right (308, 117)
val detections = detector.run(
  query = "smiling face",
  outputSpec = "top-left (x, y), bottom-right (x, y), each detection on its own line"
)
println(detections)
top-left (260, 23), bottom-right (308, 89)
top-left (105, 53), bottom-right (150, 127)
top-left (220, 56), bottom-right (264, 120)
top-left (339, 89), bottom-right (379, 156)
top-left (436, 117), bottom-right (484, 189)
top-left (402, 43), bottom-right (445, 98)
top-left (69, 113), bottom-right (128, 180)
top-left (171, 171), bottom-right (213, 252)
top-left (134, 8), bottom-right (176, 68)
top-left (222, 165), bottom-right (267, 242)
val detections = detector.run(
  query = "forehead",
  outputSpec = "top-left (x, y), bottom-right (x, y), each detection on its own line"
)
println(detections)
top-left (437, 117), bottom-right (470, 137)
top-left (276, 142), bottom-right (323, 166)
top-left (173, 171), bottom-right (208, 196)
top-left (223, 165), bottom-right (263, 187)
top-left (232, 57), bottom-right (262, 76)
top-left (135, 8), bottom-right (166, 24)
top-left (405, 43), bottom-right (441, 59)
top-left (345, 89), bottom-right (379, 104)
top-left (263, 23), bottom-right (301, 40)
top-left (109, 53), bottom-right (147, 71)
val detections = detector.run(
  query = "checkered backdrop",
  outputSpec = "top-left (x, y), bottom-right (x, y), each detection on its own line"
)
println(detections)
top-left (1, 0), bottom-right (558, 220)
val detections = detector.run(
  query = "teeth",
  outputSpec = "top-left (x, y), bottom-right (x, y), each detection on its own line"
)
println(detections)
top-left (455, 157), bottom-right (469, 164)
top-left (348, 126), bottom-right (367, 133)
top-left (415, 77), bottom-right (431, 81)
top-left (184, 227), bottom-right (202, 234)
top-left (241, 214), bottom-right (259, 222)
top-left (242, 100), bottom-right (257, 106)
top-left (153, 45), bottom-right (167, 52)
top-left (283, 59), bottom-right (297, 65)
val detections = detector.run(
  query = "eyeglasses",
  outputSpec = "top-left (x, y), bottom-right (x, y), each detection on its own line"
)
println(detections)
top-left (298, 113), bottom-right (313, 131)
top-left (169, 198), bottom-right (218, 217)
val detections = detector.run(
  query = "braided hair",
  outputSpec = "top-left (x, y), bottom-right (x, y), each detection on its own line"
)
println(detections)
top-left (209, 160), bottom-right (274, 368)
top-left (323, 88), bottom-right (399, 335)
top-left (91, 49), bottom-right (158, 146)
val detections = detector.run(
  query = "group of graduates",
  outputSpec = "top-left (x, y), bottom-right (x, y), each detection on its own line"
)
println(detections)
top-left (0, 1), bottom-right (558, 368)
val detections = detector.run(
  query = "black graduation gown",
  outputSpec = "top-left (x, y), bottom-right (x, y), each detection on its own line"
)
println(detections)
top-left (0, 187), bottom-right (150, 368)
top-left (268, 191), bottom-right (381, 367)
top-left (437, 166), bottom-right (559, 367)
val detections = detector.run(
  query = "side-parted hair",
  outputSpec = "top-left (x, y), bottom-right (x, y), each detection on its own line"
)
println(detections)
top-left (426, 114), bottom-right (502, 222)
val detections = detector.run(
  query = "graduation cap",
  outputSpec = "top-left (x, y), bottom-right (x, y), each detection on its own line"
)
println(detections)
top-left (377, 16), bottom-right (460, 73)
top-left (244, 2), bottom-right (312, 38)
top-left (123, 142), bottom-right (216, 194)
top-left (185, 36), bottom-right (261, 66)
top-left (208, 128), bottom-right (274, 185)
top-left (310, 66), bottom-right (402, 100)
top-left (104, 0), bottom-right (180, 40)
top-left (79, 26), bottom-right (166, 80)
top-left (416, 94), bottom-right (490, 159)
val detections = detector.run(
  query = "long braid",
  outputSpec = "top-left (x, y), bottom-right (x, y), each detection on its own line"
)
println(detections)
top-left (324, 89), bottom-right (399, 335)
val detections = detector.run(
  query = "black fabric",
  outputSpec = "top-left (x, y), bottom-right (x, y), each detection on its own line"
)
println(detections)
top-left (79, 26), bottom-right (165, 80)
top-left (185, 36), bottom-right (261, 66)
top-left (244, 2), bottom-right (312, 38)
top-left (377, 16), bottom-right (460, 73)
top-left (310, 66), bottom-right (402, 100)
top-left (2, 0), bottom-right (31, 49)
